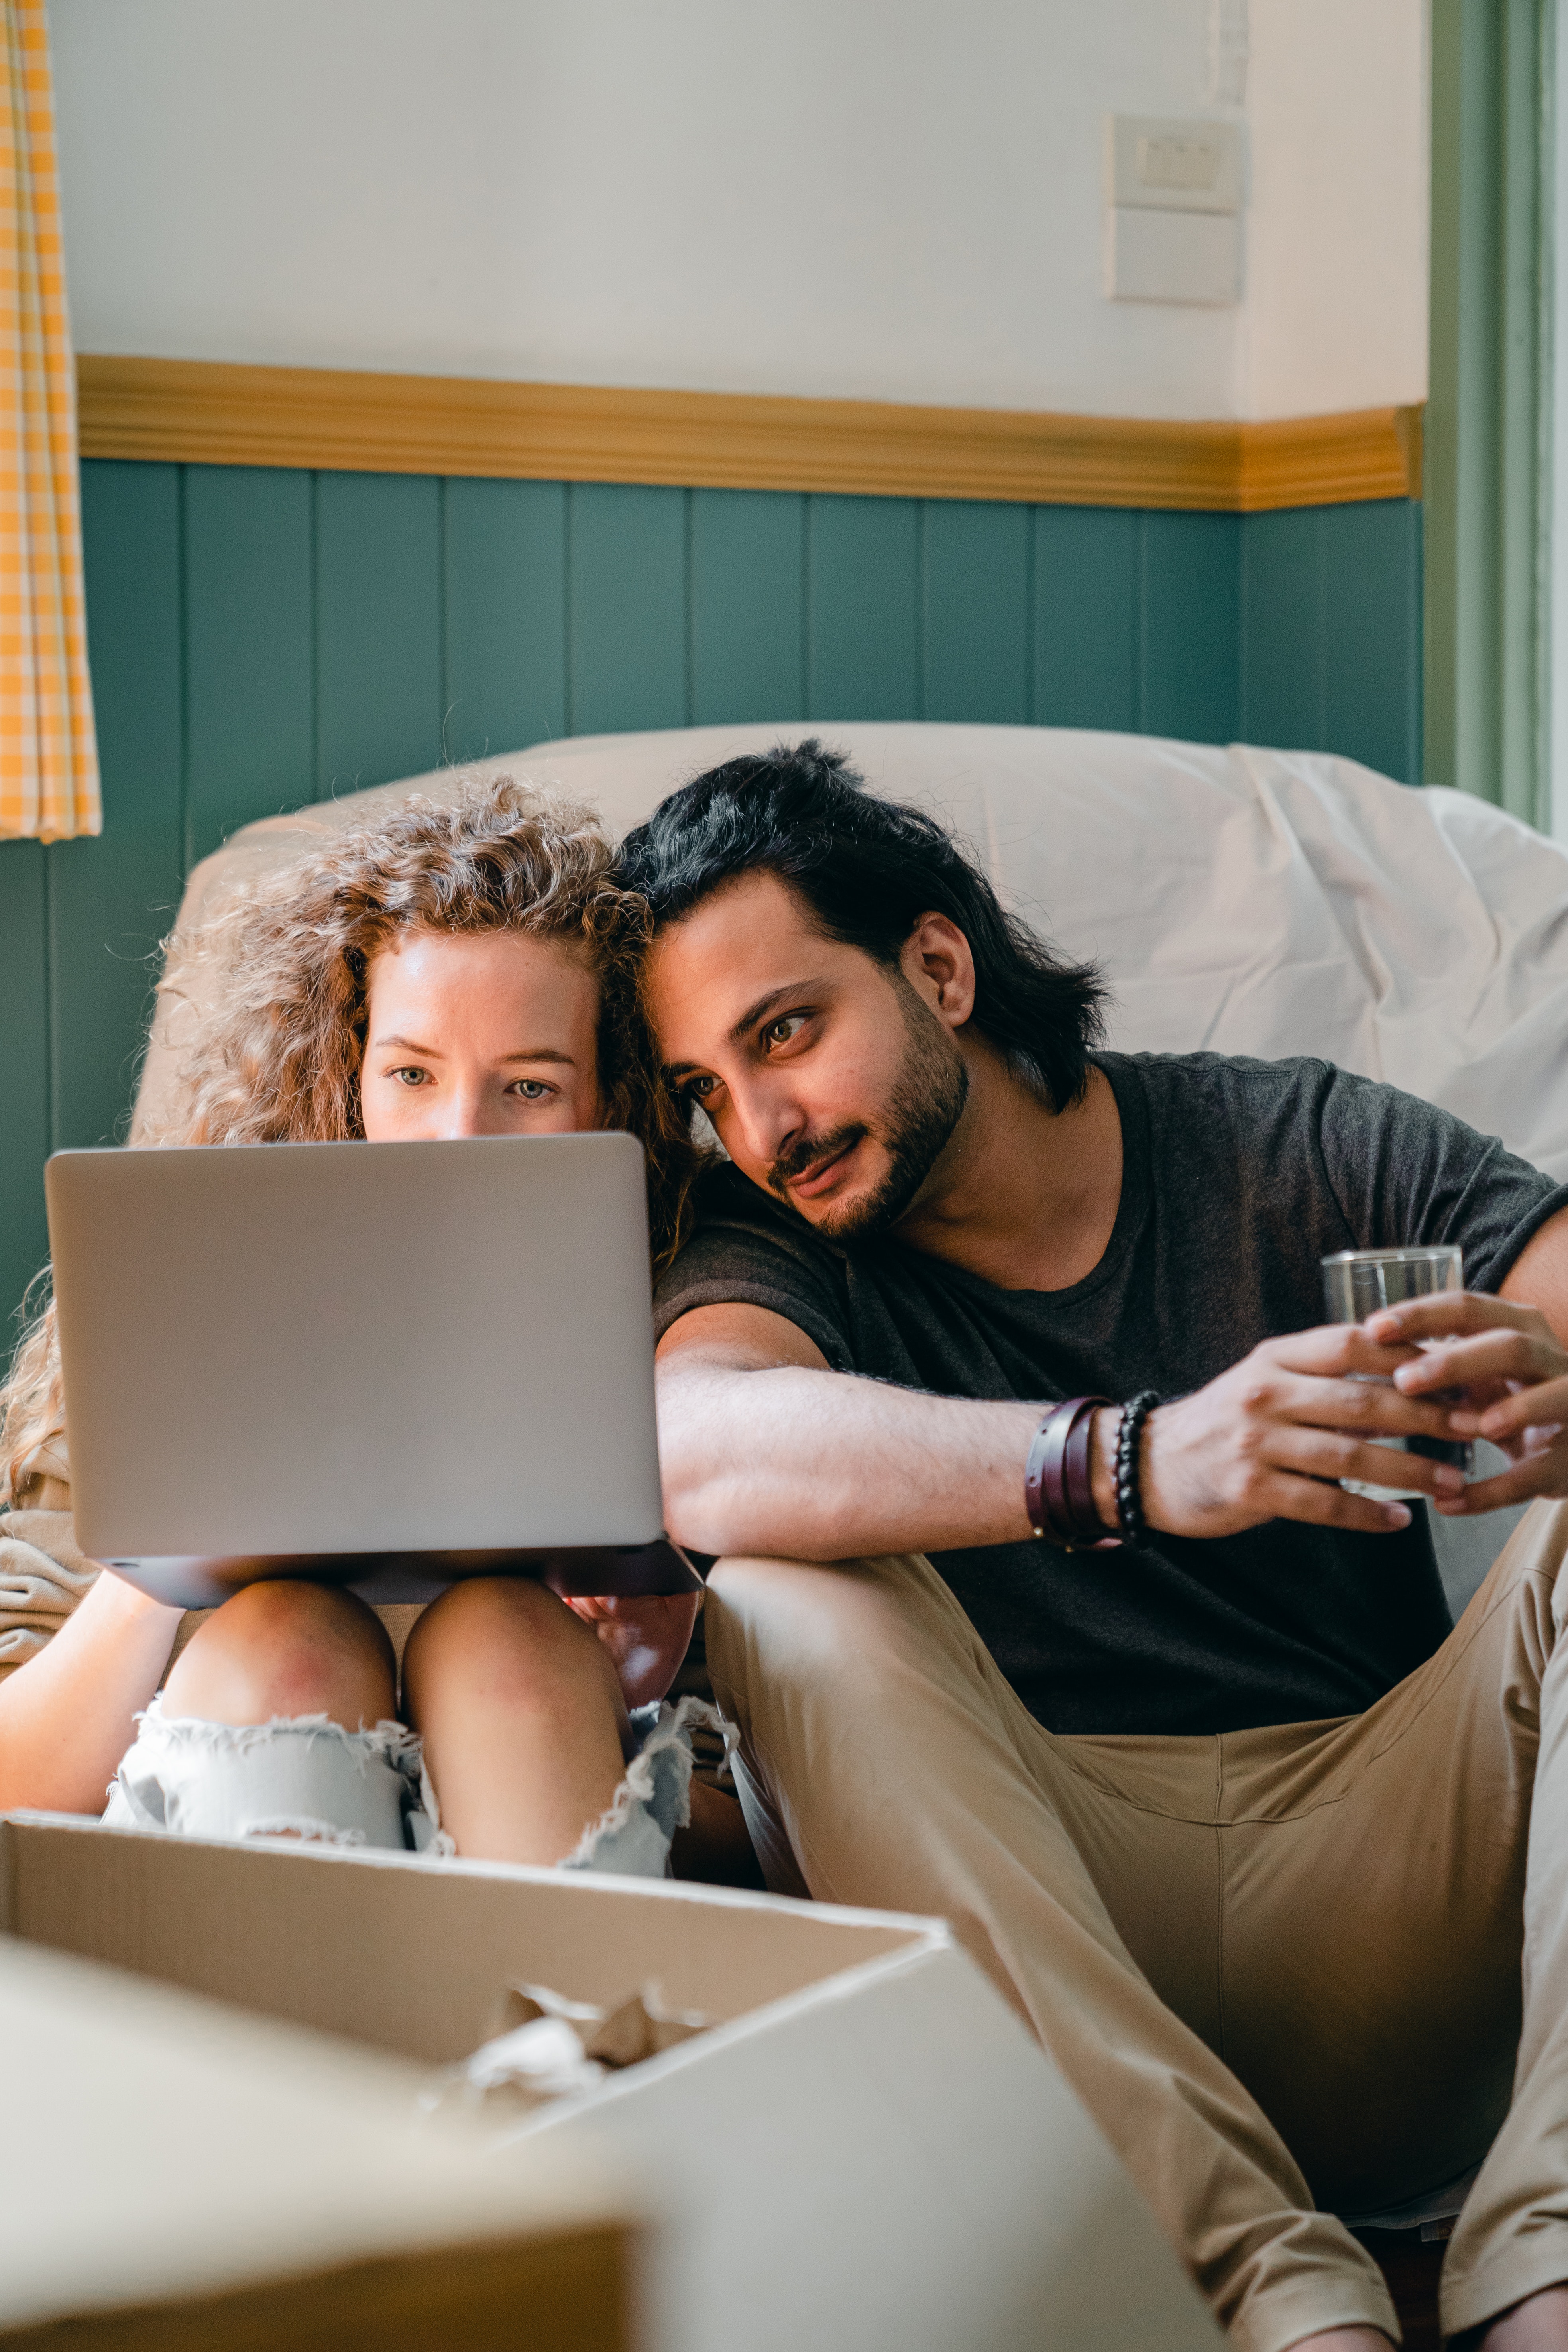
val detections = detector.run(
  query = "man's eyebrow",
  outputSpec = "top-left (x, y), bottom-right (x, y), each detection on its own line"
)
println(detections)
top-left (727, 980), bottom-right (824, 1047)
top-left (661, 980), bottom-right (826, 1083)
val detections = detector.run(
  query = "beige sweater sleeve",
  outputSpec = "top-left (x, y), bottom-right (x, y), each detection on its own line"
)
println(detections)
top-left (0, 1439), bottom-right (214, 1679)
top-left (0, 1440), bottom-right (422, 1682)
top-left (0, 1507), bottom-right (99, 1680)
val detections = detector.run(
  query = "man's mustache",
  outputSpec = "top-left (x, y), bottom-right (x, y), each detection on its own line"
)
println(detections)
top-left (767, 1122), bottom-right (869, 1196)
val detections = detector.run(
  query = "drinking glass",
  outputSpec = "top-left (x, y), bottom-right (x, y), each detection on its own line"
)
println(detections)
top-left (1320, 1245), bottom-right (1474, 1502)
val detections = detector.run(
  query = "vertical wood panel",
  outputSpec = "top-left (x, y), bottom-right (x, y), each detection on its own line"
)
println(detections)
top-left (185, 466), bottom-right (314, 865)
top-left (50, 462), bottom-right (185, 1155)
top-left (922, 501), bottom-right (1030, 723)
top-left (1032, 507), bottom-right (1140, 731)
top-left (444, 476), bottom-right (567, 762)
top-left (0, 841), bottom-right (49, 1338)
top-left (690, 489), bottom-right (806, 726)
top-left (568, 483), bottom-right (688, 737)
top-left (1141, 511), bottom-right (1241, 743)
top-left (807, 495), bottom-right (920, 720)
top-left (1240, 506), bottom-right (1326, 752)
top-left (315, 472), bottom-right (442, 792)
top-left (1322, 499), bottom-right (1423, 782)
top-left (10, 466), bottom-right (1428, 1358)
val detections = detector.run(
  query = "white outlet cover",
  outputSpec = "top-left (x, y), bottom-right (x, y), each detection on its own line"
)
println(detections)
top-left (1106, 115), bottom-right (1244, 215)
top-left (1106, 206), bottom-right (1241, 306)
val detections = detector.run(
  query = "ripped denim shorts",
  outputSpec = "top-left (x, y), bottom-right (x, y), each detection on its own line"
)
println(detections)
top-left (101, 1694), bottom-right (716, 1879)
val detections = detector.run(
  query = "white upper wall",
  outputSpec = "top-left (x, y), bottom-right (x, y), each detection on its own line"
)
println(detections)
top-left (1242, 0), bottom-right (1428, 417)
top-left (51, 0), bottom-right (1428, 423)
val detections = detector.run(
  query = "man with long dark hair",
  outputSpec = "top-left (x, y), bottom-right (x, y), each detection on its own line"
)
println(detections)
top-left (620, 741), bottom-right (1568, 2352)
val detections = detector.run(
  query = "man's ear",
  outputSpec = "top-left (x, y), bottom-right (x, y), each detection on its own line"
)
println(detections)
top-left (900, 913), bottom-right (976, 1030)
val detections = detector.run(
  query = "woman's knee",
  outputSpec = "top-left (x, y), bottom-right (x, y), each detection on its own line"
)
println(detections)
top-left (162, 1580), bottom-right (396, 1732)
top-left (402, 1576), bottom-right (622, 1728)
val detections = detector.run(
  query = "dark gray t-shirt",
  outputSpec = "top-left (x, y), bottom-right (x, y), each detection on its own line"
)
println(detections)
top-left (654, 1052), bottom-right (1568, 1737)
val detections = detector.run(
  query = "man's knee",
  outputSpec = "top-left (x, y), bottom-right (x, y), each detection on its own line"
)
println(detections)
top-left (162, 1580), bottom-right (395, 1732)
top-left (708, 1552), bottom-right (873, 1661)
top-left (706, 1551), bottom-right (934, 1717)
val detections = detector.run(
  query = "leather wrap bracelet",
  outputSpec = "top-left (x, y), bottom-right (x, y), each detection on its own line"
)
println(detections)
top-left (1025, 1396), bottom-right (1121, 1550)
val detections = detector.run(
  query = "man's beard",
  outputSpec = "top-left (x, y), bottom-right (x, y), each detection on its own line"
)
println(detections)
top-left (766, 981), bottom-right (969, 1242)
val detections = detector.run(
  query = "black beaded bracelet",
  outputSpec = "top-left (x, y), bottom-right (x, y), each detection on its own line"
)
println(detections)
top-left (1115, 1391), bottom-right (1160, 1541)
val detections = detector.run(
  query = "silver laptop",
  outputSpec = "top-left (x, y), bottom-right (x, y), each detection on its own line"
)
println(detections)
top-left (45, 1133), bottom-right (701, 1608)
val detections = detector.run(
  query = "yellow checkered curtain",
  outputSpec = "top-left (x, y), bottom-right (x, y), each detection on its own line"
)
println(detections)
top-left (0, 0), bottom-right (98, 842)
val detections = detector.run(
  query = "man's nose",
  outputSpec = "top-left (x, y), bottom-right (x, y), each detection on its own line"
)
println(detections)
top-left (724, 1074), bottom-right (804, 1171)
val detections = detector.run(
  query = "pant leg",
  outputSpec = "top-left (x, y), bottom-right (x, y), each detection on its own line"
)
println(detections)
top-left (1178, 1523), bottom-right (1555, 2234)
top-left (1163, 1500), bottom-right (1568, 2339)
top-left (1433, 1503), bottom-right (1568, 2337)
top-left (705, 1549), bottom-right (1397, 2352)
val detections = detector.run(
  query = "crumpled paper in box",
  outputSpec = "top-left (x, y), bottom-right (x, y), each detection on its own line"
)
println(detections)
top-left (425, 1979), bottom-right (711, 2118)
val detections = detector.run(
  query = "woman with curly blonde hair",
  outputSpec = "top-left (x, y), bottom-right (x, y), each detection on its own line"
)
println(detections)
top-left (0, 778), bottom-right (740, 1879)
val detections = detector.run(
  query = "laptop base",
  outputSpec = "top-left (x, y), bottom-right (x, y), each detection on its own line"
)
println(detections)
top-left (99, 1540), bottom-right (705, 1613)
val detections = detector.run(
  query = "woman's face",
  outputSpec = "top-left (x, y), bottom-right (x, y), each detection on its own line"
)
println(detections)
top-left (360, 929), bottom-right (603, 1140)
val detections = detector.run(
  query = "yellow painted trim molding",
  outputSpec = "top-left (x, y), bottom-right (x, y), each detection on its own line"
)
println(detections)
top-left (77, 355), bottom-right (1423, 513)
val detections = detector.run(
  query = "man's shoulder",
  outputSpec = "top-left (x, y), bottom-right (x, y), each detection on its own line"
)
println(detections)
top-left (665, 1158), bottom-right (847, 1286)
top-left (1116, 1050), bottom-right (1501, 1159)
top-left (1104, 1052), bottom-right (1393, 1222)
top-left (655, 1159), bottom-right (854, 1362)
top-left (1108, 1046), bottom-right (1336, 1097)
top-left (1104, 1047), bottom-right (1342, 1134)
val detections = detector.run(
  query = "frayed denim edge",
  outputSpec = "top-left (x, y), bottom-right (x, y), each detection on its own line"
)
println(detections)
top-left (558, 1696), bottom-right (731, 1870)
top-left (115, 1697), bottom-right (453, 1856)
top-left (242, 1815), bottom-right (370, 1847)
top-left (132, 1697), bottom-right (424, 1775)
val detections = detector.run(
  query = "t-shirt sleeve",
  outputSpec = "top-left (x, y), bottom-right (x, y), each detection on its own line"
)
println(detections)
top-left (1314, 1065), bottom-right (1568, 1293)
top-left (652, 1179), bottom-right (858, 1372)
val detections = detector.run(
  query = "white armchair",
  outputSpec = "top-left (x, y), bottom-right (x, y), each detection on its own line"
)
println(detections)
top-left (135, 721), bottom-right (1568, 1609)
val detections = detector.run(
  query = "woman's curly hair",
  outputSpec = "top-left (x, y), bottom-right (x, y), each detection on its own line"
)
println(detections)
top-left (1, 776), bottom-right (701, 1503)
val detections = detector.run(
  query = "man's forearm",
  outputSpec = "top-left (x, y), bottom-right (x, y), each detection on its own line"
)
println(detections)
top-left (658, 1358), bottom-right (1055, 1559)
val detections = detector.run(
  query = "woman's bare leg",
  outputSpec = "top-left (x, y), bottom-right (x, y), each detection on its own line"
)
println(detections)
top-left (402, 1576), bottom-right (630, 1863)
top-left (163, 1581), bottom-right (396, 1730)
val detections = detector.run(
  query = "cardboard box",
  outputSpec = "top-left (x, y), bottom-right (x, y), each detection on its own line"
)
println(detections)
top-left (0, 1929), bottom-right (633, 2350)
top-left (2, 1813), bottom-right (1220, 2352)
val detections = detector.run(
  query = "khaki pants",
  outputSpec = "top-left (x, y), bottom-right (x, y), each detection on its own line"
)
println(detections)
top-left (704, 1500), bottom-right (1568, 2352)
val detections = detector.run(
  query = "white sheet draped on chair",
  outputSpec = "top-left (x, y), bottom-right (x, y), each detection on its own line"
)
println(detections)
top-left (143, 721), bottom-right (1568, 1183)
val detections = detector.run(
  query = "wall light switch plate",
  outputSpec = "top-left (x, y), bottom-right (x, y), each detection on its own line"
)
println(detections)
top-left (1106, 206), bottom-right (1241, 305)
top-left (1107, 115), bottom-right (1243, 215)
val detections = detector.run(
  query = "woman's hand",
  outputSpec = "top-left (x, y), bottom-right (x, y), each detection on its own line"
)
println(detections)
top-left (560, 1591), bottom-right (700, 1709)
top-left (1375, 1293), bottom-right (1568, 1513)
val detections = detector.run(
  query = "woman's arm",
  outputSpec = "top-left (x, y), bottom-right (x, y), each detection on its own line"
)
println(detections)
top-left (0, 1569), bottom-right (182, 1812)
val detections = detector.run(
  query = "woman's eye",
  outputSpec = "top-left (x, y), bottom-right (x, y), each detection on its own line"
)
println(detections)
top-left (509, 1078), bottom-right (552, 1102)
top-left (391, 1066), bottom-right (429, 1088)
top-left (763, 1014), bottom-right (806, 1050)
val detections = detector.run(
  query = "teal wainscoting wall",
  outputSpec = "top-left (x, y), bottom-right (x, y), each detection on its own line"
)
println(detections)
top-left (0, 461), bottom-right (1421, 1341)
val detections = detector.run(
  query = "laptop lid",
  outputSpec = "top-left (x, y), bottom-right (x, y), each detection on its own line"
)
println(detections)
top-left (45, 1134), bottom-right (699, 1607)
